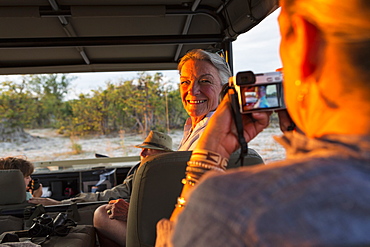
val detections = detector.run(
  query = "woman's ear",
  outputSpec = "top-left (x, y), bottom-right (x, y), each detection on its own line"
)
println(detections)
top-left (290, 14), bottom-right (324, 80)
top-left (219, 83), bottom-right (229, 103)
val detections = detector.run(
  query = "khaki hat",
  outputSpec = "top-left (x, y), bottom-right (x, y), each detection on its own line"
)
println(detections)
top-left (134, 131), bottom-right (173, 152)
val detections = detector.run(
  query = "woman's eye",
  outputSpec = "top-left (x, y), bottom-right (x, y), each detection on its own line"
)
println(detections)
top-left (200, 79), bottom-right (211, 84)
top-left (180, 80), bottom-right (190, 85)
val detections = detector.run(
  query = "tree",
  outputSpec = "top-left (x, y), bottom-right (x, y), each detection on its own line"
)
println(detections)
top-left (0, 72), bottom-right (188, 139)
top-left (166, 87), bottom-right (188, 129)
top-left (61, 72), bottom-right (187, 136)
top-left (0, 80), bottom-right (38, 128)
top-left (0, 80), bottom-right (37, 142)
top-left (26, 74), bottom-right (73, 100)
top-left (25, 74), bottom-right (75, 128)
top-left (0, 74), bottom-right (76, 141)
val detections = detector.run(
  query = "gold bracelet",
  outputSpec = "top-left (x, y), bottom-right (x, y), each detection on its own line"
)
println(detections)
top-left (185, 172), bottom-right (202, 181)
top-left (186, 166), bottom-right (211, 174)
top-left (190, 149), bottom-right (229, 169)
top-left (181, 158), bottom-right (227, 189)
top-left (181, 178), bottom-right (196, 187)
top-left (187, 161), bottom-right (226, 172)
top-left (175, 197), bottom-right (187, 208)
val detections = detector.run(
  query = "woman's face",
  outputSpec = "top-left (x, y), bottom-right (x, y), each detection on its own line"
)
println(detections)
top-left (179, 59), bottom-right (223, 121)
top-left (24, 175), bottom-right (31, 189)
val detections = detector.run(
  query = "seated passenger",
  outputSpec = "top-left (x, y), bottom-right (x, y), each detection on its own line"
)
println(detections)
top-left (29, 131), bottom-right (173, 206)
top-left (0, 156), bottom-right (43, 200)
top-left (93, 131), bottom-right (173, 247)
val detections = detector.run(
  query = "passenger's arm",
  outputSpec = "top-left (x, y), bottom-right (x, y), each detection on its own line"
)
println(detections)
top-left (28, 197), bottom-right (62, 205)
top-left (94, 176), bottom-right (133, 201)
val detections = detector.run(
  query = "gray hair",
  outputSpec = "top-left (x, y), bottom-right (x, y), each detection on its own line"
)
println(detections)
top-left (177, 49), bottom-right (232, 85)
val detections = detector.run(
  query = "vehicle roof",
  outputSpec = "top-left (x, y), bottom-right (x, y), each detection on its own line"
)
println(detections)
top-left (0, 0), bottom-right (279, 75)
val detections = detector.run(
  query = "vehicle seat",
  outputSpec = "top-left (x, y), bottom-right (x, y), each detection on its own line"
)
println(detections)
top-left (0, 169), bottom-right (32, 234)
top-left (0, 169), bottom-right (104, 234)
top-left (126, 148), bottom-right (264, 247)
top-left (0, 169), bottom-right (26, 206)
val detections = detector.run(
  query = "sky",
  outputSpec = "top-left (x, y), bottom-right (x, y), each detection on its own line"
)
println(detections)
top-left (0, 9), bottom-right (282, 100)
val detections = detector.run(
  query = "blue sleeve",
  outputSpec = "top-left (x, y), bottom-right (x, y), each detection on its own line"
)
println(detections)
top-left (171, 175), bottom-right (246, 247)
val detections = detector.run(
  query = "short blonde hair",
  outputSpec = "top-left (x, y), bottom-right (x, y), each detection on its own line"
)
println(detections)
top-left (281, 0), bottom-right (370, 87)
top-left (281, 0), bottom-right (370, 43)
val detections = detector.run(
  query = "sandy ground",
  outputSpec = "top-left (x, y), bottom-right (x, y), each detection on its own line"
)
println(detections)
top-left (0, 125), bottom-right (286, 164)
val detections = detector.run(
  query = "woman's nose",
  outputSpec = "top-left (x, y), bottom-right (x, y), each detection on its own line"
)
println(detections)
top-left (188, 81), bottom-right (200, 95)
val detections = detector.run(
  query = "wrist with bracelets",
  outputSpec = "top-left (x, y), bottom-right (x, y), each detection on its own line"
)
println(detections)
top-left (190, 149), bottom-right (229, 169)
top-left (176, 149), bottom-right (228, 209)
top-left (182, 149), bottom-right (229, 187)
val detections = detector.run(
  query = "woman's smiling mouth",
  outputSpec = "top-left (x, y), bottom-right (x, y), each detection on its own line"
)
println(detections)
top-left (187, 100), bottom-right (207, 104)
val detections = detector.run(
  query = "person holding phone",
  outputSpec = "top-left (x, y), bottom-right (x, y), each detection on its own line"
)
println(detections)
top-left (156, 0), bottom-right (370, 246)
top-left (0, 156), bottom-right (43, 200)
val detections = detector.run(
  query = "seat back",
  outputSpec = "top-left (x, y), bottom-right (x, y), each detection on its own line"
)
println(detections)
top-left (0, 169), bottom-right (26, 205)
top-left (126, 149), bottom-right (264, 247)
top-left (0, 169), bottom-right (29, 234)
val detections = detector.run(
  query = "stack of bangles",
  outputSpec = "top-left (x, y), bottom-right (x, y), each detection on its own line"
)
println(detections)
top-left (176, 149), bottom-right (229, 208)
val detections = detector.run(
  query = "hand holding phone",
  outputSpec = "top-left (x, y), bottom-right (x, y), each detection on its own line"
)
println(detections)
top-left (28, 178), bottom-right (43, 197)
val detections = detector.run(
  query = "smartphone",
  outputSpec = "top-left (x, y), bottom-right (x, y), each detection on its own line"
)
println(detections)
top-left (28, 178), bottom-right (41, 192)
top-left (231, 71), bottom-right (285, 113)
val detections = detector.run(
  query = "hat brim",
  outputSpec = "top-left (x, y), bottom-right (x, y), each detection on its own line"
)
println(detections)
top-left (134, 144), bottom-right (173, 152)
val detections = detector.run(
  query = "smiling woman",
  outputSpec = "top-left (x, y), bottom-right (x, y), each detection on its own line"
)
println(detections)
top-left (177, 49), bottom-right (232, 151)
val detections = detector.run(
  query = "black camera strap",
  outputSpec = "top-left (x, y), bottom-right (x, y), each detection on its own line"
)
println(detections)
top-left (24, 204), bottom-right (46, 228)
top-left (228, 86), bottom-right (249, 166)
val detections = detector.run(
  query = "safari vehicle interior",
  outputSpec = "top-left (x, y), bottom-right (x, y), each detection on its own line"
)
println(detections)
top-left (0, 0), bottom-right (279, 246)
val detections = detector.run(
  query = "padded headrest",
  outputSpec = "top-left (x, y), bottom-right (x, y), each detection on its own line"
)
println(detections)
top-left (0, 169), bottom-right (26, 205)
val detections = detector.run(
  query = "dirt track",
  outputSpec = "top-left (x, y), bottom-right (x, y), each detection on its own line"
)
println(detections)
top-left (0, 126), bottom-right (285, 163)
